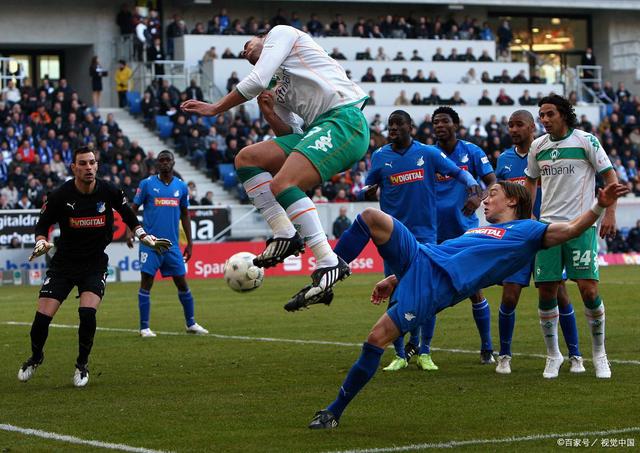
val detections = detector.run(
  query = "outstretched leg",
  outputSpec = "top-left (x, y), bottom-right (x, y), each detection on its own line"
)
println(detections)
top-left (309, 312), bottom-right (400, 429)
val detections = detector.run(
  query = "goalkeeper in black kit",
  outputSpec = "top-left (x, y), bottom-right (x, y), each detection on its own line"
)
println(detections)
top-left (18, 147), bottom-right (171, 387)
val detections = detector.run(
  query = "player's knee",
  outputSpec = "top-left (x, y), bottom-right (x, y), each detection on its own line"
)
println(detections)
top-left (234, 146), bottom-right (255, 169)
top-left (577, 281), bottom-right (598, 302)
top-left (360, 208), bottom-right (380, 228)
top-left (537, 283), bottom-right (559, 301)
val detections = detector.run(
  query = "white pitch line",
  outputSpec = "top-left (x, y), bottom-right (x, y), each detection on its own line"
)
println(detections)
top-left (4, 321), bottom-right (640, 366)
top-left (0, 423), bottom-right (172, 453)
top-left (328, 427), bottom-right (640, 453)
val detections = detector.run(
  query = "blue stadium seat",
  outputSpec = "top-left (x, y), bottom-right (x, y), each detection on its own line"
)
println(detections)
top-left (219, 163), bottom-right (238, 189)
top-left (155, 115), bottom-right (173, 139)
top-left (127, 91), bottom-right (142, 115)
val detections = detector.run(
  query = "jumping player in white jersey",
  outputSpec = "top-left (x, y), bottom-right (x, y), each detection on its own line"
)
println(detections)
top-left (525, 94), bottom-right (617, 379)
top-left (181, 25), bottom-right (369, 302)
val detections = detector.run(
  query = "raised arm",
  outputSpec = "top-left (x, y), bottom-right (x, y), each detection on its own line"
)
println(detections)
top-left (543, 183), bottom-right (628, 248)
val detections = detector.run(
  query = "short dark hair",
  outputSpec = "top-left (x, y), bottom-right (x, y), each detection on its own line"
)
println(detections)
top-left (432, 106), bottom-right (460, 125)
top-left (497, 181), bottom-right (532, 220)
top-left (73, 146), bottom-right (94, 163)
top-left (538, 94), bottom-right (577, 128)
top-left (389, 110), bottom-right (412, 125)
top-left (510, 109), bottom-right (535, 124)
top-left (158, 149), bottom-right (174, 160)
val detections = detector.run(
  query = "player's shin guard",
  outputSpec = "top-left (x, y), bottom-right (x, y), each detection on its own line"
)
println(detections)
top-left (334, 214), bottom-right (371, 264)
top-left (418, 316), bottom-right (436, 355)
top-left (239, 167), bottom-right (296, 239)
top-left (472, 299), bottom-right (493, 352)
top-left (538, 299), bottom-right (561, 357)
top-left (30, 311), bottom-right (52, 361)
top-left (584, 296), bottom-right (606, 357)
top-left (498, 304), bottom-right (516, 356)
top-left (559, 303), bottom-right (581, 357)
top-left (178, 289), bottom-right (195, 328)
top-left (280, 187), bottom-right (338, 268)
top-left (327, 342), bottom-right (384, 420)
top-left (77, 307), bottom-right (97, 366)
top-left (138, 289), bottom-right (151, 330)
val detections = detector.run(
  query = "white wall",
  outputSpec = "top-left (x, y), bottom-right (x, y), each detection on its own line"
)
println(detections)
top-left (176, 34), bottom-right (497, 68)
top-left (204, 57), bottom-right (529, 94)
top-left (361, 82), bottom-right (562, 105)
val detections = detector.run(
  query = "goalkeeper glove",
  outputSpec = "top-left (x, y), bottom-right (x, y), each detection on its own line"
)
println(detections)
top-left (29, 239), bottom-right (53, 261)
top-left (134, 227), bottom-right (172, 253)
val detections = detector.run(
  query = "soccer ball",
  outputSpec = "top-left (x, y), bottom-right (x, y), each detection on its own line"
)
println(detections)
top-left (223, 252), bottom-right (264, 292)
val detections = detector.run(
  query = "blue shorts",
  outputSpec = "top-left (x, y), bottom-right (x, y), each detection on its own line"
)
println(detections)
top-left (379, 219), bottom-right (454, 335)
top-left (502, 258), bottom-right (534, 287)
top-left (140, 244), bottom-right (185, 277)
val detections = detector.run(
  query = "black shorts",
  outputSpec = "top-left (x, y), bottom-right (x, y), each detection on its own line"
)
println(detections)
top-left (39, 268), bottom-right (108, 303)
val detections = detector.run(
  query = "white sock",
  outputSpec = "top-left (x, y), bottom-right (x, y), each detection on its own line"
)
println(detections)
top-left (539, 307), bottom-right (562, 357)
top-left (585, 303), bottom-right (606, 357)
top-left (243, 172), bottom-right (295, 238)
top-left (285, 197), bottom-right (338, 268)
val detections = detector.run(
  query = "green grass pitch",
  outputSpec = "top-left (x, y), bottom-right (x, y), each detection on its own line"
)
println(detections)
top-left (1, 267), bottom-right (639, 452)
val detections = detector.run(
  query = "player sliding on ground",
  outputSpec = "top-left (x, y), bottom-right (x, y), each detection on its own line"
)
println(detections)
top-left (307, 180), bottom-right (627, 429)
top-left (180, 25), bottom-right (369, 303)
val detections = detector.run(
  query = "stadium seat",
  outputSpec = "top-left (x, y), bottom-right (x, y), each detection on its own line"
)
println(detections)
top-left (219, 163), bottom-right (238, 189)
top-left (127, 91), bottom-right (142, 115)
top-left (155, 115), bottom-right (173, 139)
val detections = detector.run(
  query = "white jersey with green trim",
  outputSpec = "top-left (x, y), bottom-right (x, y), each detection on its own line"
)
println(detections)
top-left (525, 128), bottom-right (613, 222)
top-left (235, 25), bottom-right (367, 127)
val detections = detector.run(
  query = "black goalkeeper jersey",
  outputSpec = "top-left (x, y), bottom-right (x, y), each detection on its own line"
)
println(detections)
top-left (35, 179), bottom-right (140, 272)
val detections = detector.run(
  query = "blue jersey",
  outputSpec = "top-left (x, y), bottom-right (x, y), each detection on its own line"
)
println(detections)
top-left (496, 147), bottom-right (542, 218)
top-left (434, 140), bottom-right (494, 242)
top-left (367, 140), bottom-right (464, 243)
top-left (133, 175), bottom-right (189, 244)
top-left (424, 220), bottom-right (548, 308)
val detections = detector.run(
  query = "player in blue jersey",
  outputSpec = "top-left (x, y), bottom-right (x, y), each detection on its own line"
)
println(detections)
top-left (360, 110), bottom-right (482, 372)
top-left (432, 107), bottom-right (497, 364)
top-left (128, 150), bottom-right (208, 337)
top-left (494, 110), bottom-right (583, 375)
top-left (307, 180), bottom-right (627, 429)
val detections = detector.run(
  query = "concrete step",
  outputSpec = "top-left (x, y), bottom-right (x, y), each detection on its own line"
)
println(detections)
top-left (102, 108), bottom-right (236, 204)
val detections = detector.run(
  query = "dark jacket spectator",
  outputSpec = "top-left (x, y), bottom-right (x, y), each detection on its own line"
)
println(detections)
top-left (333, 207), bottom-right (352, 239)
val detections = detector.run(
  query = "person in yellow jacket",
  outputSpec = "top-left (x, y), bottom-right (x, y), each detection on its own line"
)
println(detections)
top-left (115, 60), bottom-right (132, 108)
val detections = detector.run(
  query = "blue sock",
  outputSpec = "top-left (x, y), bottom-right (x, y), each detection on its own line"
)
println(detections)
top-left (392, 335), bottom-right (406, 358)
top-left (418, 316), bottom-right (436, 354)
top-left (472, 299), bottom-right (493, 351)
top-left (178, 290), bottom-right (195, 327)
top-left (559, 303), bottom-right (581, 357)
top-left (334, 214), bottom-right (371, 263)
top-left (138, 289), bottom-right (151, 330)
top-left (498, 304), bottom-right (516, 356)
top-left (327, 342), bottom-right (384, 420)
top-left (409, 327), bottom-right (419, 348)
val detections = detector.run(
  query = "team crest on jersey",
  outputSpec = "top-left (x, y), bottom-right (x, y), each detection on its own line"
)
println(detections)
top-left (464, 227), bottom-right (506, 239)
top-left (390, 169), bottom-right (424, 185)
top-left (174, 190), bottom-right (180, 197)
top-left (550, 148), bottom-right (560, 161)
top-left (96, 202), bottom-right (106, 213)
top-left (460, 154), bottom-right (469, 163)
top-left (416, 156), bottom-right (424, 167)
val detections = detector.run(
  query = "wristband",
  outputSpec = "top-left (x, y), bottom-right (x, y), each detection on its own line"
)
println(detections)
top-left (134, 226), bottom-right (147, 240)
top-left (590, 200), bottom-right (605, 216)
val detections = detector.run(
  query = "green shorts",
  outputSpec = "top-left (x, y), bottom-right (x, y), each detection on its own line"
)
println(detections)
top-left (273, 104), bottom-right (370, 182)
top-left (534, 226), bottom-right (599, 282)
